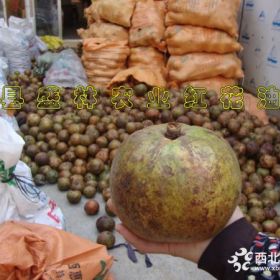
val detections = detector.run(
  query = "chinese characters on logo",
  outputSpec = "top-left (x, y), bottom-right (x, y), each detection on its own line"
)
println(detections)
top-left (219, 86), bottom-right (244, 110)
top-left (111, 86), bottom-right (134, 110)
top-left (257, 85), bottom-right (280, 110)
top-left (183, 86), bottom-right (207, 109)
top-left (147, 87), bottom-right (170, 109)
top-left (1, 84), bottom-right (280, 112)
top-left (73, 86), bottom-right (98, 110)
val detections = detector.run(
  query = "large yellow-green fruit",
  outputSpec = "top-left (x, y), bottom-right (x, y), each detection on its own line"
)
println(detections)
top-left (110, 123), bottom-right (241, 242)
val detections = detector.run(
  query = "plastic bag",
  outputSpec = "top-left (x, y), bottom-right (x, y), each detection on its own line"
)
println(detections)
top-left (129, 0), bottom-right (166, 51)
top-left (34, 51), bottom-right (59, 77)
top-left (165, 25), bottom-right (242, 55)
top-left (166, 0), bottom-right (241, 37)
top-left (0, 221), bottom-right (114, 280)
top-left (0, 58), bottom-right (19, 131)
top-left (0, 57), bottom-right (8, 82)
top-left (82, 38), bottom-right (130, 89)
top-left (44, 49), bottom-right (88, 88)
top-left (77, 22), bottom-right (128, 41)
top-left (167, 53), bottom-right (244, 84)
top-left (109, 66), bottom-right (167, 88)
top-left (0, 118), bottom-right (65, 229)
top-left (0, 27), bottom-right (31, 74)
top-left (9, 16), bottom-right (40, 59)
top-left (129, 47), bottom-right (167, 78)
top-left (90, 0), bottom-right (136, 27)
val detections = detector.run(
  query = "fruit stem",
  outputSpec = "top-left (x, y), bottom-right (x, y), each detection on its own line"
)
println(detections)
top-left (165, 122), bottom-right (182, 140)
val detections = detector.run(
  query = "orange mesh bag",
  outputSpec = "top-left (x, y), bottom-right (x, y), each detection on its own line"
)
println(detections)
top-left (109, 66), bottom-right (167, 88)
top-left (166, 0), bottom-right (241, 37)
top-left (179, 77), bottom-right (237, 93)
top-left (129, 0), bottom-right (166, 51)
top-left (82, 38), bottom-right (130, 89)
top-left (167, 53), bottom-right (244, 84)
top-left (244, 93), bottom-right (269, 125)
top-left (0, 221), bottom-right (114, 280)
top-left (84, 6), bottom-right (95, 26)
top-left (154, 0), bottom-right (167, 15)
top-left (77, 22), bottom-right (128, 41)
top-left (165, 25), bottom-right (242, 55)
top-left (129, 47), bottom-right (167, 78)
top-left (90, 0), bottom-right (136, 28)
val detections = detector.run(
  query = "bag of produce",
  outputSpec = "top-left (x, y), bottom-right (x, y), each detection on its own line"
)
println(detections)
top-left (0, 221), bottom-right (114, 280)
top-left (8, 16), bottom-right (40, 59)
top-left (129, 47), bottom-right (167, 78)
top-left (179, 77), bottom-right (237, 92)
top-left (165, 25), bottom-right (242, 55)
top-left (0, 118), bottom-right (65, 229)
top-left (129, 0), bottom-right (166, 51)
top-left (244, 93), bottom-right (269, 125)
top-left (77, 22), bottom-right (128, 41)
top-left (90, 0), bottom-right (136, 28)
top-left (33, 51), bottom-right (60, 77)
top-left (85, 6), bottom-right (95, 26)
top-left (167, 53), bottom-right (244, 83)
top-left (44, 49), bottom-right (88, 88)
top-left (109, 66), bottom-right (167, 88)
top-left (166, 0), bottom-right (241, 37)
top-left (0, 26), bottom-right (31, 74)
top-left (82, 38), bottom-right (130, 89)
top-left (0, 57), bottom-right (19, 131)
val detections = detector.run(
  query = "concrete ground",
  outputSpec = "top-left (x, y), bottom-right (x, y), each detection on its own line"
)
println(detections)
top-left (42, 184), bottom-right (215, 280)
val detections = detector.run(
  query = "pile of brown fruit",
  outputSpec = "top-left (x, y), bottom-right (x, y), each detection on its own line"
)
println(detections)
top-left (11, 70), bottom-right (280, 237)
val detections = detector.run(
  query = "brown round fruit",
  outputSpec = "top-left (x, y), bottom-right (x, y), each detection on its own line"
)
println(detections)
top-left (87, 158), bottom-right (104, 175)
top-left (96, 231), bottom-right (115, 249)
top-left (96, 216), bottom-right (115, 232)
top-left (34, 152), bottom-right (49, 166)
top-left (67, 190), bottom-right (82, 204)
top-left (57, 177), bottom-right (71, 191)
top-left (84, 200), bottom-right (99, 215)
top-left (83, 186), bottom-right (97, 198)
top-left (75, 145), bottom-right (88, 159)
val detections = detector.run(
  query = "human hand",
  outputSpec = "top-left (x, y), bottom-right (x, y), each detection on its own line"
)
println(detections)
top-left (108, 199), bottom-right (243, 264)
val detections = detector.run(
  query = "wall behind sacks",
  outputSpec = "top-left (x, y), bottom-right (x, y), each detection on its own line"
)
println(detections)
top-left (239, 0), bottom-right (280, 95)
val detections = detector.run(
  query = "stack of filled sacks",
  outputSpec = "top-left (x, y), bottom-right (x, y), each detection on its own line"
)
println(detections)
top-left (78, 0), bottom-right (133, 90)
top-left (165, 0), bottom-right (244, 92)
top-left (110, 0), bottom-right (168, 89)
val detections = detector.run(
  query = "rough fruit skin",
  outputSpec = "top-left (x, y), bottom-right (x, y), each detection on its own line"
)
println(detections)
top-left (110, 123), bottom-right (241, 243)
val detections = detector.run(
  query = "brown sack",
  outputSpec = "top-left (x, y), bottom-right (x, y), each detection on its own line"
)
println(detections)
top-left (90, 0), bottom-right (136, 28)
top-left (129, 47), bottom-right (167, 78)
top-left (0, 221), bottom-right (114, 280)
top-left (166, 0), bottom-right (241, 37)
top-left (77, 22), bottom-right (128, 41)
top-left (244, 93), bottom-right (269, 125)
top-left (167, 53), bottom-right (244, 84)
top-left (129, 0), bottom-right (166, 51)
top-left (165, 25), bottom-right (242, 55)
top-left (180, 77), bottom-right (237, 93)
top-left (154, 0), bottom-right (167, 16)
top-left (82, 38), bottom-right (130, 89)
top-left (109, 66), bottom-right (167, 88)
top-left (82, 39), bottom-right (129, 64)
top-left (84, 7), bottom-right (95, 26)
